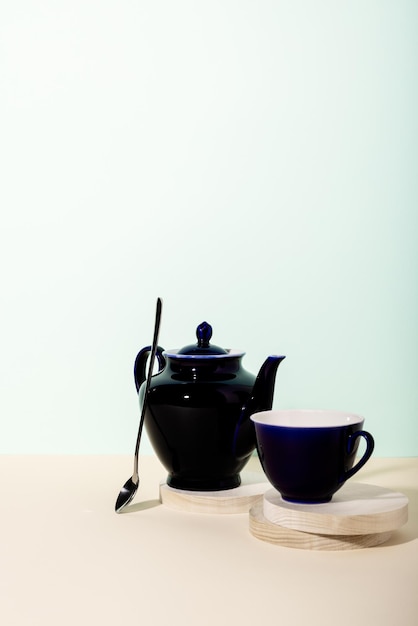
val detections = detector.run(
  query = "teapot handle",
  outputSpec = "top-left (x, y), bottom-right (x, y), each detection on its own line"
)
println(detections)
top-left (133, 345), bottom-right (166, 393)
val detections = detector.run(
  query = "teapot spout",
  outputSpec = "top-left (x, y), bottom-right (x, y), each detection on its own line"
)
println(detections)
top-left (232, 355), bottom-right (286, 460)
top-left (248, 355), bottom-right (286, 415)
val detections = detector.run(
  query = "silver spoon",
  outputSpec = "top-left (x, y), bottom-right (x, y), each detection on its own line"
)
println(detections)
top-left (115, 297), bottom-right (162, 513)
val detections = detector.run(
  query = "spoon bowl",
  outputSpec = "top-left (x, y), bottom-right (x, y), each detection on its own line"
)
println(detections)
top-left (115, 477), bottom-right (138, 511)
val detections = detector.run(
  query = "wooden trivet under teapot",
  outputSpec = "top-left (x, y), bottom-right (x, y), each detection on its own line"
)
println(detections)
top-left (160, 472), bottom-right (267, 514)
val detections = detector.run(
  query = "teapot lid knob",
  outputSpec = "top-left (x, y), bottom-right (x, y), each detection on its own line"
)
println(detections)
top-left (197, 321), bottom-right (212, 348)
top-left (177, 321), bottom-right (228, 355)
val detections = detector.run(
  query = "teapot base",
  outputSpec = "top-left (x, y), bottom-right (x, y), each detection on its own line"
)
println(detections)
top-left (166, 473), bottom-right (241, 492)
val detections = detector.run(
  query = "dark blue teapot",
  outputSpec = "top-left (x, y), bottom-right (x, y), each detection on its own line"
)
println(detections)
top-left (134, 321), bottom-right (285, 491)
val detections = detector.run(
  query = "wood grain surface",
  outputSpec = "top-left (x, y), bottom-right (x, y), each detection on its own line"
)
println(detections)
top-left (249, 501), bottom-right (394, 550)
top-left (159, 480), bottom-right (266, 514)
top-left (262, 482), bottom-right (408, 535)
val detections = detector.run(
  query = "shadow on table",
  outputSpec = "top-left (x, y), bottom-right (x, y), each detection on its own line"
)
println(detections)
top-left (118, 499), bottom-right (162, 514)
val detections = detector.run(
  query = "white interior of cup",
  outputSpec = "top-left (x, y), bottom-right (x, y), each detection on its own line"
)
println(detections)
top-left (251, 409), bottom-right (364, 428)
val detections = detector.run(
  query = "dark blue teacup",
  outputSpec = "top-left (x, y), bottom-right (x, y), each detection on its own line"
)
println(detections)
top-left (251, 410), bottom-right (375, 504)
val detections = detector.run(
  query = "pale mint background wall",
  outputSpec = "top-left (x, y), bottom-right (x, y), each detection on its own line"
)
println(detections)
top-left (1, 1), bottom-right (417, 456)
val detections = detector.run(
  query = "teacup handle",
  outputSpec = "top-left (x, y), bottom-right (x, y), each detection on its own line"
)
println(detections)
top-left (343, 430), bottom-right (375, 481)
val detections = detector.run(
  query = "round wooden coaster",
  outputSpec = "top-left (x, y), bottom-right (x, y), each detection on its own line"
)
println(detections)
top-left (249, 501), bottom-right (393, 550)
top-left (159, 473), bottom-right (267, 514)
top-left (262, 482), bottom-right (408, 536)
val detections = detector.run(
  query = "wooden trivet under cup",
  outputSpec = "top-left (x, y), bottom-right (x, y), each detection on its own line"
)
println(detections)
top-left (249, 482), bottom-right (408, 550)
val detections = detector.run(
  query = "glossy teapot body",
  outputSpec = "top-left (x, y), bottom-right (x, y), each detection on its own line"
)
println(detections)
top-left (134, 323), bottom-right (285, 491)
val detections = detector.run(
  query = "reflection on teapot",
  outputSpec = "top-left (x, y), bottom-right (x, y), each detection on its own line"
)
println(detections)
top-left (134, 321), bottom-right (285, 491)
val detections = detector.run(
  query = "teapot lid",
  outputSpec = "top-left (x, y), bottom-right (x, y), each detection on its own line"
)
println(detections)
top-left (177, 322), bottom-right (229, 356)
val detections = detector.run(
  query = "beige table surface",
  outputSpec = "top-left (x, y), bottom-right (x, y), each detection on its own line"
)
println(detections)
top-left (0, 454), bottom-right (417, 626)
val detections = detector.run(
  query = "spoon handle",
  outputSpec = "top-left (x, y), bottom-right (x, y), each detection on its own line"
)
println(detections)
top-left (133, 297), bottom-right (163, 480)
